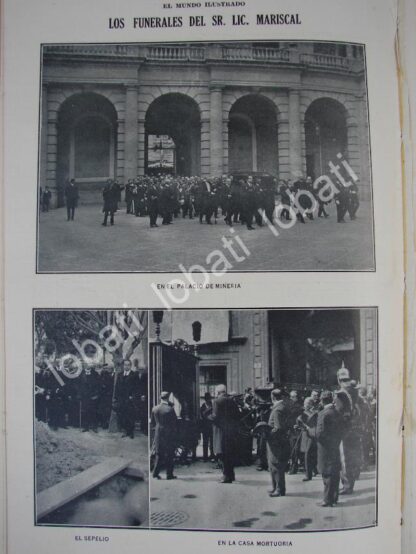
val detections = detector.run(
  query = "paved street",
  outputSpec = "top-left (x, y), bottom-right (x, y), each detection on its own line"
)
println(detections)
top-left (38, 200), bottom-right (375, 272)
top-left (149, 460), bottom-right (376, 531)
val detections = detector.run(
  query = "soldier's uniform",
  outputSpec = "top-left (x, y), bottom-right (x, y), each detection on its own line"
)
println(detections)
top-left (334, 367), bottom-right (363, 494)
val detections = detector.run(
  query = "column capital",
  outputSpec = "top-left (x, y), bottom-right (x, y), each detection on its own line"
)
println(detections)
top-left (124, 83), bottom-right (139, 92)
top-left (209, 85), bottom-right (223, 93)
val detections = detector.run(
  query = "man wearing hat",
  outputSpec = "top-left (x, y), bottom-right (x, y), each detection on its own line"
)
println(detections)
top-left (210, 384), bottom-right (240, 483)
top-left (266, 388), bottom-right (291, 497)
top-left (308, 390), bottom-right (342, 507)
top-left (334, 365), bottom-right (363, 494)
top-left (151, 391), bottom-right (178, 480)
top-left (200, 392), bottom-right (214, 462)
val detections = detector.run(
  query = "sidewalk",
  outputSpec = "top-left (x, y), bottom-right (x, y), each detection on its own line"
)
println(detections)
top-left (149, 460), bottom-right (376, 531)
top-left (38, 200), bottom-right (375, 272)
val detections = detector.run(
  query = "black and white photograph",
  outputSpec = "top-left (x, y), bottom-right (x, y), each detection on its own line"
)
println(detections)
top-left (148, 308), bottom-right (377, 531)
top-left (37, 41), bottom-right (374, 273)
top-left (33, 309), bottom-right (149, 527)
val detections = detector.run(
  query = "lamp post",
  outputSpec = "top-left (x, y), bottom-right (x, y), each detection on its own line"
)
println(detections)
top-left (152, 310), bottom-right (164, 342)
top-left (192, 320), bottom-right (202, 355)
top-left (192, 321), bottom-right (202, 412)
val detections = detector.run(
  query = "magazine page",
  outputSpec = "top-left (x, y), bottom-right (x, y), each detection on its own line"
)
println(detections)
top-left (3, 1), bottom-right (404, 554)
top-left (398, 0), bottom-right (416, 552)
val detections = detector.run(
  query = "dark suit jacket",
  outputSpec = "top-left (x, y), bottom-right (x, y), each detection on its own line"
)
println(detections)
top-left (315, 404), bottom-right (342, 474)
top-left (267, 400), bottom-right (291, 462)
top-left (298, 409), bottom-right (318, 452)
top-left (210, 394), bottom-right (240, 456)
top-left (64, 183), bottom-right (79, 206)
top-left (151, 401), bottom-right (177, 453)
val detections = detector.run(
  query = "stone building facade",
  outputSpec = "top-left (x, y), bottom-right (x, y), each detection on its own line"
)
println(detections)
top-left (40, 41), bottom-right (371, 205)
top-left (150, 308), bottom-right (378, 402)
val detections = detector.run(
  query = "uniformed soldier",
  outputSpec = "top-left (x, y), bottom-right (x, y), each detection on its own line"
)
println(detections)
top-left (334, 366), bottom-right (363, 494)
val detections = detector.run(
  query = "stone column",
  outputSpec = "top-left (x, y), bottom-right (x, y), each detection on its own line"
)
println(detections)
top-left (46, 115), bottom-right (59, 207)
top-left (124, 85), bottom-right (138, 183)
top-left (359, 308), bottom-right (377, 388)
top-left (209, 86), bottom-right (223, 176)
top-left (39, 85), bottom-right (48, 189)
top-left (137, 117), bottom-right (146, 175)
top-left (288, 89), bottom-right (302, 179)
top-left (116, 119), bottom-right (125, 182)
top-left (277, 102), bottom-right (290, 181)
top-left (200, 117), bottom-right (210, 176)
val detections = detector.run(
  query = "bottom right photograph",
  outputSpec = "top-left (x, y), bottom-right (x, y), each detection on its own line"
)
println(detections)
top-left (148, 308), bottom-right (377, 532)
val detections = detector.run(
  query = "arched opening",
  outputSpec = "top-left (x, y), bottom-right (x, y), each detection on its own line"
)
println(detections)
top-left (304, 98), bottom-right (348, 180)
top-left (145, 93), bottom-right (201, 176)
top-left (228, 95), bottom-right (278, 175)
top-left (57, 93), bottom-right (117, 204)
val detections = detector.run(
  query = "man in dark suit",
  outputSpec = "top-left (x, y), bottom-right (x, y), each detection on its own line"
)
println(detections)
top-left (288, 390), bottom-right (303, 474)
top-left (334, 366), bottom-right (363, 494)
top-left (42, 186), bottom-right (52, 212)
top-left (102, 179), bottom-right (119, 226)
top-left (297, 397), bottom-right (318, 481)
top-left (266, 388), bottom-right (291, 497)
top-left (151, 391), bottom-right (178, 480)
top-left (64, 178), bottom-right (79, 221)
top-left (80, 365), bottom-right (99, 432)
top-left (210, 384), bottom-right (240, 483)
top-left (114, 359), bottom-right (139, 438)
top-left (308, 390), bottom-right (342, 507)
top-left (147, 183), bottom-right (159, 228)
top-left (200, 392), bottom-right (214, 462)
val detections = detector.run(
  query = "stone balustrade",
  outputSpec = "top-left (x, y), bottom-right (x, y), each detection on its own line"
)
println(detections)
top-left (146, 46), bottom-right (205, 61)
top-left (43, 44), bottom-right (360, 72)
top-left (300, 52), bottom-right (352, 70)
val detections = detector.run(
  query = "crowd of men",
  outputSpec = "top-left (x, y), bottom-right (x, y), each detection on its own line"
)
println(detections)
top-left (116, 174), bottom-right (359, 228)
top-left (35, 357), bottom-right (148, 438)
top-left (41, 173), bottom-right (361, 228)
top-left (151, 367), bottom-right (377, 508)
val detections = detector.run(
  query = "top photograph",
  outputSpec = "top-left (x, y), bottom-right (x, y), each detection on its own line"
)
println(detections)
top-left (36, 40), bottom-right (374, 273)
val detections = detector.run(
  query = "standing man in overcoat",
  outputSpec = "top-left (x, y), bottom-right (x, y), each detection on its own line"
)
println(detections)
top-left (308, 390), bottom-right (342, 507)
top-left (210, 384), bottom-right (240, 483)
top-left (64, 178), bottom-right (79, 221)
top-left (114, 358), bottom-right (138, 438)
top-left (102, 179), bottom-right (119, 226)
top-left (151, 391), bottom-right (178, 480)
top-left (266, 388), bottom-right (291, 497)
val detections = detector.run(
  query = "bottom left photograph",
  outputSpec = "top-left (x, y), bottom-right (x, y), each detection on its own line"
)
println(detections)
top-left (33, 309), bottom-right (149, 527)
